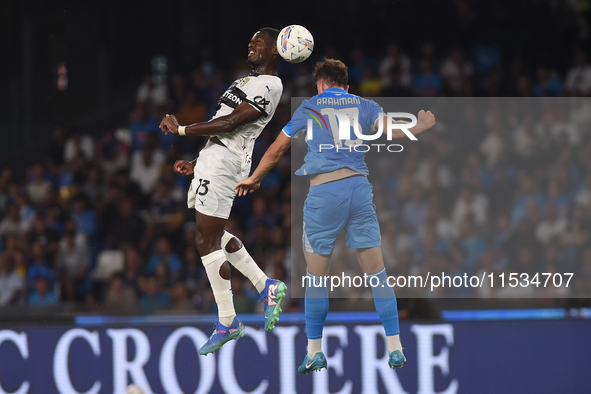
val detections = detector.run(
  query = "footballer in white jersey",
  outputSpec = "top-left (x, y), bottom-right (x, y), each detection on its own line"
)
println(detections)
top-left (159, 28), bottom-right (287, 355)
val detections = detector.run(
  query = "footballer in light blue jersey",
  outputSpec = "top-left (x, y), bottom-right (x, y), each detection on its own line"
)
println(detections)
top-left (282, 87), bottom-right (384, 177)
top-left (236, 59), bottom-right (435, 374)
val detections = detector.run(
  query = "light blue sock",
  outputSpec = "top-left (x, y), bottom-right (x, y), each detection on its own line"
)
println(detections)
top-left (366, 268), bottom-right (400, 336)
top-left (304, 270), bottom-right (329, 340)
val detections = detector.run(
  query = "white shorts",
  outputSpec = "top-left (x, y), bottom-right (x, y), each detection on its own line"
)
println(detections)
top-left (188, 141), bottom-right (247, 219)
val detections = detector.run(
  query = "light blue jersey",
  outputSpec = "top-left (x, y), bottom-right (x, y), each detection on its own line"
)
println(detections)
top-left (282, 88), bottom-right (384, 176)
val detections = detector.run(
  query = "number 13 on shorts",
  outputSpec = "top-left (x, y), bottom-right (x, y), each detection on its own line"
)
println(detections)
top-left (196, 179), bottom-right (210, 196)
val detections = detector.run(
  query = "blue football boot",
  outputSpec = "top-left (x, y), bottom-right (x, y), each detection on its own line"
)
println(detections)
top-left (260, 279), bottom-right (287, 332)
top-left (298, 348), bottom-right (328, 375)
top-left (388, 349), bottom-right (407, 369)
top-left (198, 317), bottom-right (245, 355)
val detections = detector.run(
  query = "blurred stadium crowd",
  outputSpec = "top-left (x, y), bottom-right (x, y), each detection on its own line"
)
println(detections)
top-left (1, 39), bottom-right (591, 313)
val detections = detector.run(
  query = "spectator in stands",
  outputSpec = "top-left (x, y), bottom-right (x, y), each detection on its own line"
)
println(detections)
top-left (515, 245), bottom-right (537, 276)
top-left (402, 186), bottom-right (429, 232)
top-left (105, 273), bottom-right (137, 311)
top-left (231, 277), bottom-right (255, 314)
top-left (123, 247), bottom-right (144, 289)
top-left (535, 204), bottom-right (568, 244)
top-left (136, 73), bottom-right (169, 107)
top-left (379, 43), bottom-right (412, 89)
top-left (81, 166), bottom-right (107, 205)
top-left (412, 60), bottom-right (441, 96)
top-left (27, 214), bottom-right (60, 257)
top-left (293, 64), bottom-right (315, 97)
top-left (181, 246), bottom-right (204, 290)
top-left (129, 134), bottom-right (165, 196)
top-left (533, 68), bottom-right (562, 97)
top-left (472, 41), bottom-right (501, 94)
top-left (71, 195), bottom-right (96, 239)
top-left (0, 168), bottom-right (13, 217)
top-left (440, 48), bottom-right (473, 96)
top-left (452, 185), bottom-right (489, 227)
top-left (109, 198), bottom-right (145, 248)
top-left (129, 104), bottom-right (160, 150)
top-left (56, 229), bottom-right (91, 301)
top-left (348, 48), bottom-right (378, 85)
top-left (511, 175), bottom-right (546, 223)
top-left (26, 164), bottom-right (52, 205)
top-left (0, 204), bottom-right (29, 238)
top-left (0, 253), bottom-right (24, 306)
top-left (147, 180), bottom-right (183, 226)
top-left (28, 270), bottom-right (58, 306)
top-left (28, 243), bottom-right (55, 289)
top-left (64, 129), bottom-right (95, 163)
top-left (170, 282), bottom-right (194, 311)
top-left (479, 116), bottom-right (504, 168)
top-left (380, 67), bottom-right (411, 97)
top-left (359, 67), bottom-right (382, 96)
top-left (175, 89), bottom-right (208, 127)
top-left (564, 50), bottom-right (591, 96)
top-left (415, 155), bottom-right (454, 191)
top-left (95, 128), bottom-right (129, 175)
top-left (146, 237), bottom-right (182, 282)
top-left (139, 275), bottom-right (170, 311)
top-left (458, 216), bottom-right (487, 272)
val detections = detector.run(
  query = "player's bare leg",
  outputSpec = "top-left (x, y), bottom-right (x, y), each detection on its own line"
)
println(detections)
top-left (304, 250), bottom-right (332, 276)
top-left (298, 251), bottom-right (331, 374)
top-left (356, 246), bottom-right (406, 368)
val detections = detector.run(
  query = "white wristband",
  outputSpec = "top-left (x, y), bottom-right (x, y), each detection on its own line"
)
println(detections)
top-left (178, 125), bottom-right (186, 136)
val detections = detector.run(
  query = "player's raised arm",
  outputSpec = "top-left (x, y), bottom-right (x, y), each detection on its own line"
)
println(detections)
top-left (159, 101), bottom-right (264, 137)
top-left (235, 131), bottom-right (292, 196)
top-left (377, 109), bottom-right (436, 139)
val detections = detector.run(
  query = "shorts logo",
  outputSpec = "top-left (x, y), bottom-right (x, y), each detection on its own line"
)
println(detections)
top-left (198, 198), bottom-right (206, 205)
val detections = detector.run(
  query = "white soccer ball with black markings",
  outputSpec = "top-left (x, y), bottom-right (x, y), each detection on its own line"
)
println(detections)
top-left (277, 25), bottom-right (314, 63)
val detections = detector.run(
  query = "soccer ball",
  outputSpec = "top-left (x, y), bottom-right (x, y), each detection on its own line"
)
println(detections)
top-left (277, 25), bottom-right (314, 63)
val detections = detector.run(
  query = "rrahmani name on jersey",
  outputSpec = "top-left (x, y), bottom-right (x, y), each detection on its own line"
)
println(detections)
top-left (283, 87), bottom-right (383, 177)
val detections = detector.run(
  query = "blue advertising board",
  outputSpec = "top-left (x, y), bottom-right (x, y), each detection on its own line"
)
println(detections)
top-left (0, 313), bottom-right (589, 394)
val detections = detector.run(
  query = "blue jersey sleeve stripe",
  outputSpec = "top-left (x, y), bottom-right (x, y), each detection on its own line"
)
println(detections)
top-left (282, 128), bottom-right (292, 139)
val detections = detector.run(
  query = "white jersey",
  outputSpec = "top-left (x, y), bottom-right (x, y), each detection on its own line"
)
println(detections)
top-left (211, 72), bottom-right (283, 174)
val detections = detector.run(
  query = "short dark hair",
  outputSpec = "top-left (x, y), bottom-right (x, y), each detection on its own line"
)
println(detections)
top-left (258, 27), bottom-right (279, 43)
top-left (313, 59), bottom-right (348, 88)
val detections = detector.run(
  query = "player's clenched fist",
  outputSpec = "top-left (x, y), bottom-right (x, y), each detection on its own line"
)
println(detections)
top-left (173, 160), bottom-right (194, 176)
top-left (160, 114), bottom-right (180, 135)
top-left (417, 110), bottom-right (436, 130)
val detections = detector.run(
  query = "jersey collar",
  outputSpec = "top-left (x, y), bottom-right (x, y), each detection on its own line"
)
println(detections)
top-left (248, 71), bottom-right (278, 77)
top-left (324, 87), bottom-right (347, 94)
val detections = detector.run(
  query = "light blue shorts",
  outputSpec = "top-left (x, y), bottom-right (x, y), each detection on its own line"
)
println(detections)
top-left (302, 175), bottom-right (381, 255)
